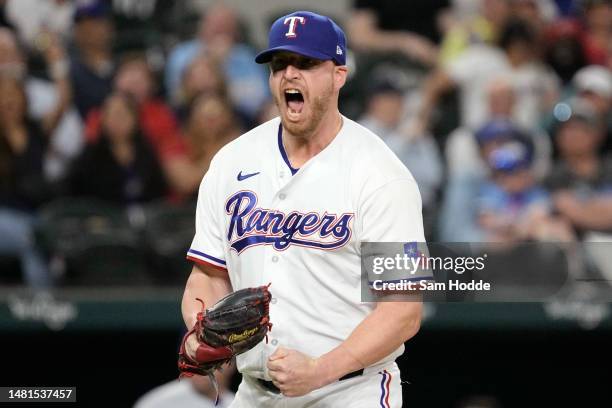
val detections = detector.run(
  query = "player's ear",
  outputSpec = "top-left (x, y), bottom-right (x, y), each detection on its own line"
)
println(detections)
top-left (333, 65), bottom-right (348, 90)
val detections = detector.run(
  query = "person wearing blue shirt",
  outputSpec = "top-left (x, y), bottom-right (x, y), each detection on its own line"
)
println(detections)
top-left (165, 3), bottom-right (269, 122)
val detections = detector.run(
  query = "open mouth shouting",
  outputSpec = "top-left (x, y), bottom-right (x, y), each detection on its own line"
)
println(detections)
top-left (284, 88), bottom-right (305, 120)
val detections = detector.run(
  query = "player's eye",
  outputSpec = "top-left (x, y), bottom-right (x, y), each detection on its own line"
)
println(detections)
top-left (297, 58), bottom-right (321, 70)
top-left (270, 57), bottom-right (322, 72)
top-left (270, 58), bottom-right (288, 72)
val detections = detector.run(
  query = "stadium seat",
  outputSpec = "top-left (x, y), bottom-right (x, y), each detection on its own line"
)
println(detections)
top-left (37, 198), bottom-right (150, 286)
top-left (141, 200), bottom-right (196, 285)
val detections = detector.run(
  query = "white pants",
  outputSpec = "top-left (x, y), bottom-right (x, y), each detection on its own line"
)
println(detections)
top-left (229, 362), bottom-right (402, 408)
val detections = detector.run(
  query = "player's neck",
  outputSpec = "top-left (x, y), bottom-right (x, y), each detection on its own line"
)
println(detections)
top-left (282, 111), bottom-right (343, 168)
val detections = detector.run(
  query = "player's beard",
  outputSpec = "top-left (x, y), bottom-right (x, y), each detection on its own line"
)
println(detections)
top-left (276, 82), bottom-right (334, 139)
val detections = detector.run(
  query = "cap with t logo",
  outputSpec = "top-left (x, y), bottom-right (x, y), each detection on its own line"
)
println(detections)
top-left (255, 11), bottom-right (346, 65)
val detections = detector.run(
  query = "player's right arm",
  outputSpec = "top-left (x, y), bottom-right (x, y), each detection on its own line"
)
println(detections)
top-left (183, 150), bottom-right (229, 330)
top-left (181, 263), bottom-right (232, 358)
top-left (181, 263), bottom-right (232, 328)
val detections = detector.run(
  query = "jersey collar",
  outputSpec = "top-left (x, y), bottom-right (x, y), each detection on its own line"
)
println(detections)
top-left (277, 117), bottom-right (347, 177)
top-left (277, 124), bottom-right (300, 176)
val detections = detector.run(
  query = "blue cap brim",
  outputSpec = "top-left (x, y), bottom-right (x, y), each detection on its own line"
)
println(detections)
top-left (255, 45), bottom-right (335, 64)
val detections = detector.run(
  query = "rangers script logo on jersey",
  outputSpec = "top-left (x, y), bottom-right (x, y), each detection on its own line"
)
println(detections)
top-left (225, 191), bottom-right (354, 253)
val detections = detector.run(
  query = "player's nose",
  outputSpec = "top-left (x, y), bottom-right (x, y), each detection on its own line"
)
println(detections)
top-left (282, 64), bottom-right (300, 79)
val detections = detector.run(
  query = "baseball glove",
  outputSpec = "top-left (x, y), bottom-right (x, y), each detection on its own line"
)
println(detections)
top-left (178, 284), bottom-right (272, 382)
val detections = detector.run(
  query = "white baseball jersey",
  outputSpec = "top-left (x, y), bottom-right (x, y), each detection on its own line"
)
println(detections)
top-left (187, 116), bottom-right (427, 379)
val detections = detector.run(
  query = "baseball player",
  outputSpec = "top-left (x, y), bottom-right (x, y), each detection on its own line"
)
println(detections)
top-left (182, 11), bottom-right (430, 407)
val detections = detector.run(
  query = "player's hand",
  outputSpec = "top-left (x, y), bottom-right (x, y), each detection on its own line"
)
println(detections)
top-left (184, 332), bottom-right (200, 360)
top-left (267, 347), bottom-right (327, 397)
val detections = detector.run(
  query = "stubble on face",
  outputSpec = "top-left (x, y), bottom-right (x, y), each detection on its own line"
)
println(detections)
top-left (274, 74), bottom-right (334, 139)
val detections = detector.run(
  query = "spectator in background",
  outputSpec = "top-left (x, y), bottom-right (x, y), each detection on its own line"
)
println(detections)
top-left (571, 65), bottom-right (612, 138)
top-left (163, 93), bottom-right (242, 199)
top-left (476, 139), bottom-right (554, 242)
top-left (134, 365), bottom-right (235, 408)
top-left (183, 93), bottom-right (242, 171)
top-left (0, 74), bottom-right (63, 288)
top-left (439, 120), bottom-right (524, 241)
top-left (174, 55), bottom-right (228, 124)
top-left (164, 2), bottom-right (268, 122)
top-left (0, 77), bottom-right (53, 209)
top-left (439, 118), bottom-right (557, 241)
top-left (547, 101), bottom-right (612, 235)
top-left (4, 0), bottom-right (74, 50)
top-left (579, 0), bottom-right (612, 67)
top-left (0, 27), bottom-right (83, 182)
top-left (573, 65), bottom-right (612, 113)
top-left (543, 19), bottom-right (589, 84)
top-left (544, 1), bottom-right (611, 73)
top-left (69, 0), bottom-right (115, 119)
top-left (67, 92), bottom-right (167, 205)
top-left (439, 0), bottom-right (512, 64)
top-left (84, 53), bottom-right (188, 194)
top-left (105, 54), bottom-right (181, 158)
top-left (415, 18), bottom-right (560, 135)
top-left (512, 0), bottom-right (558, 36)
top-left (441, 134), bottom-right (572, 242)
top-left (445, 75), bottom-right (552, 180)
top-left (358, 76), bottom-right (443, 212)
top-left (348, 0), bottom-right (447, 66)
top-left (109, 0), bottom-right (173, 54)
top-left (545, 65), bottom-right (612, 152)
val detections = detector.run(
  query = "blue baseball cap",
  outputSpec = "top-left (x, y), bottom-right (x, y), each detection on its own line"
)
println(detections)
top-left (255, 11), bottom-right (346, 65)
top-left (488, 141), bottom-right (533, 173)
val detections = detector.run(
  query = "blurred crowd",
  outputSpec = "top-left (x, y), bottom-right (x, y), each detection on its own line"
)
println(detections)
top-left (0, 0), bottom-right (610, 290)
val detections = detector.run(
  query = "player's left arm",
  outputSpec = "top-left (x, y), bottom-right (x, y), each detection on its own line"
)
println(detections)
top-left (322, 298), bottom-right (422, 373)
top-left (268, 177), bottom-right (426, 396)
top-left (321, 299), bottom-right (422, 385)
top-left (267, 293), bottom-right (422, 397)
